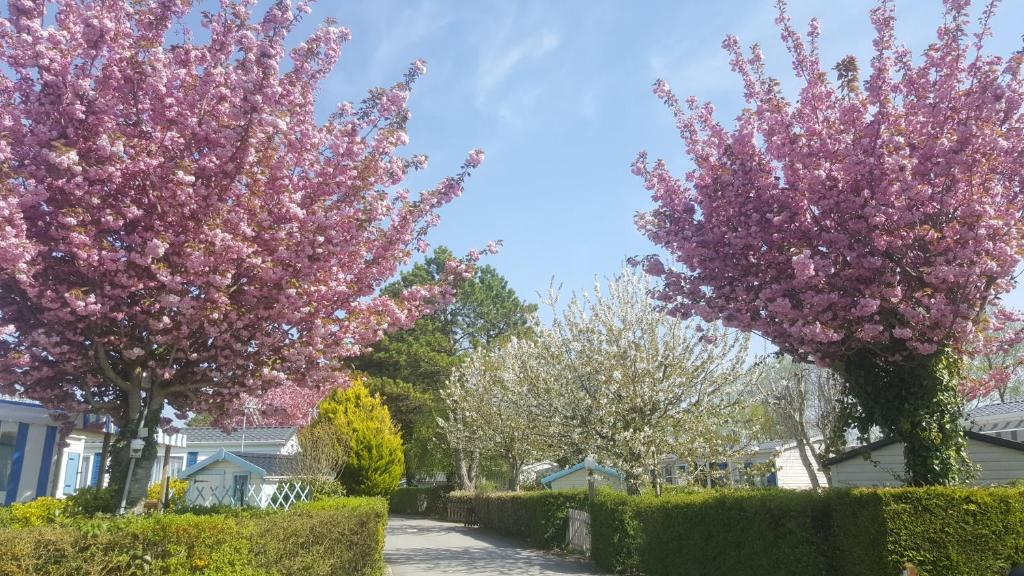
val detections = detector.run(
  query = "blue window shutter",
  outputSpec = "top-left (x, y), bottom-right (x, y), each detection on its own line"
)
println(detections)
top-left (186, 452), bottom-right (198, 467)
top-left (63, 453), bottom-right (80, 495)
top-left (767, 471), bottom-right (778, 487)
top-left (3, 423), bottom-right (31, 505)
top-left (90, 453), bottom-right (102, 487)
top-left (35, 426), bottom-right (58, 498)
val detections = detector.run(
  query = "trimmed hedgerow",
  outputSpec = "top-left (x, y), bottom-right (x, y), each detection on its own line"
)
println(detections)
top-left (589, 487), bottom-right (1024, 576)
top-left (832, 487), bottom-right (1024, 576)
top-left (0, 496), bottom-right (387, 576)
top-left (447, 490), bottom-right (588, 549)
top-left (389, 486), bottom-right (452, 517)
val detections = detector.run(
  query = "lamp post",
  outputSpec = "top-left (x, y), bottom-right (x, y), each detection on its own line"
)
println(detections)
top-left (583, 454), bottom-right (597, 504)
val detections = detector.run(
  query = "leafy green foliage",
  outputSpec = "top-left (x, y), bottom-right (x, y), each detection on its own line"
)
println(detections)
top-left (354, 246), bottom-right (537, 482)
top-left (146, 479), bottom-right (189, 511)
top-left (4, 498), bottom-right (69, 528)
top-left (446, 490), bottom-right (587, 549)
top-left (389, 486), bottom-right (453, 516)
top-left (65, 487), bottom-right (118, 517)
top-left (317, 381), bottom-right (404, 497)
top-left (0, 497), bottom-right (387, 576)
top-left (837, 348), bottom-right (971, 485)
top-left (589, 487), bottom-right (1024, 576)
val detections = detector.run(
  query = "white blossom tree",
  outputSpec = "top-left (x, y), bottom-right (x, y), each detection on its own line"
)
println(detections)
top-left (440, 337), bottom-right (549, 491)
top-left (530, 269), bottom-right (758, 494)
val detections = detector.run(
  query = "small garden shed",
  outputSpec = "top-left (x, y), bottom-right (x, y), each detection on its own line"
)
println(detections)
top-left (541, 460), bottom-right (625, 492)
top-left (179, 448), bottom-right (304, 508)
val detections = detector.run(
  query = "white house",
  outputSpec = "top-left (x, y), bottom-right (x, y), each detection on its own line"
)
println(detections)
top-left (1, 397), bottom-right (62, 505)
top-left (82, 424), bottom-right (298, 489)
top-left (969, 399), bottom-right (1024, 441)
top-left (659, 439), bottom-right (829, 490)
top-left (1, 396), bottom-right (186, 503)
top-left (541, 460), bottom-right (626, 492)
top-left (179, 448), bottom-right (301, 508)
top-left (826, 430), bottom-right (1024, 487)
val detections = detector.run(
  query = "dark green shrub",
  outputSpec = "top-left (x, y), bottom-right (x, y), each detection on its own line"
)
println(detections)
top-left (0, 496), bottom-right (387, 576)
top-left (66, 486), bottom-right (118, 516)
top-left (590, 487), bottom-right (1024, 576)
top-left (389, 486), bottom-right (452, 516)
top-left (447, 490), bottom-right (588, 549)
top-left (590, 491), bottom-right (642, 575)
top-left (831, 487), bottom-right (1024, 576)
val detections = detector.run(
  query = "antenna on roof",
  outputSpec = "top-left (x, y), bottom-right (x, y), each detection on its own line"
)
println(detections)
top-left (240, 398), bottom-right (263, 452)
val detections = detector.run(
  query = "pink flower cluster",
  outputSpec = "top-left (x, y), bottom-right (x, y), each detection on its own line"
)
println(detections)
top-left (634, 0), bottom-right (1024, 363)
top-left (0, 1), bottom-right (485, 428)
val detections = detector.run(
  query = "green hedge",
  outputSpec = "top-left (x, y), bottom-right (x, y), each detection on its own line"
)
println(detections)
top-left (590, 487), bottom-right (1024, 576)
top-left (389, 486), bottom-right (452, 517)
top-left (447, 490), bottom-right (588, 549)
top-left (0, 496), bottom-right (387, 576)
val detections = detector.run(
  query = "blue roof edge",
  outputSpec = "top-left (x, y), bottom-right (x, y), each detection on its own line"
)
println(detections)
top-left (540, 460), bottom-right (623, 485)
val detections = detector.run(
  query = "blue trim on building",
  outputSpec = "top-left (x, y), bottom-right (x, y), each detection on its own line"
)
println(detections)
top-left (3, 422), bottom-right (31, 505)
top-left (91, 454), bottom-right (102, 488)
top-left (35, 426), bottom-right (58, 498)
top-left (540, 460), bottom-right (623, 486)
top-left (0, 398), bottom-right (46, 409)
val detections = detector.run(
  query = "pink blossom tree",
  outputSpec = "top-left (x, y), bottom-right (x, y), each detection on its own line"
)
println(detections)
top-left (0, 0), bottom-right (486, 507)
top-left (963, 305), bottom-right (1024, 404)
top-left (634, 0), bottom-right (1024, 484)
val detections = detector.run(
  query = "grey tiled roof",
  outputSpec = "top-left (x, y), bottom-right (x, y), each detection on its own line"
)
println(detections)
top-left (968, 400), bottom-right (1024, 419)
top-left (231, 452), bottom-right (299, 476)
top-left (183, 426), bottom-right (297, 444)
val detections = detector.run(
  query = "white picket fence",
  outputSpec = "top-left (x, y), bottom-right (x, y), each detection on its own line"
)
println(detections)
top-left (567, 508), bottom-right (591, 554)
top-left (185, 481), bottom-right (310, 510)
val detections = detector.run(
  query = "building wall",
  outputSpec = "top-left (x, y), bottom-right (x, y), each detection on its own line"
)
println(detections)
top-left (773, 445), bottom-right (829, 489)
top-left (184, 459), bottom-right (274, 506)
top-left (1, 400), bottom-right (60, 504)
top-left (830, 437), bottom-right (1024, 487)
top-left (549, 468), bottom-right (625, 492)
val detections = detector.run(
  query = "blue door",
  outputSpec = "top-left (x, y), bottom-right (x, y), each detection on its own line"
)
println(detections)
top-left (63, 453), bottom-right (80, 495)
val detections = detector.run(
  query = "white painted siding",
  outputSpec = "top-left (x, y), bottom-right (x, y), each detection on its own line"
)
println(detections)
top-left (830, 437), bottom-right (1024, 487)
top-left (549, 468), bottom-right (625, 492)
top-left (774, 445), bottom-right (829, 489)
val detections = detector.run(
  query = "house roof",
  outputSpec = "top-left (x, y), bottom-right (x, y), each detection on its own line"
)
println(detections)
top-left (178, 449), bottom-right (298, 479)
top-left (969, 400), bottom-right (1024, 420)
top-left (823, 430), bottom-right (1024, 467)
top-left (541, 461), bottom-right (623, 485)
top-left (231, 452), bottom-right (298, 476)
top-left (183, 426), bottom-right (296, 444)
top-left (179, 448), bottom-right (267, 478)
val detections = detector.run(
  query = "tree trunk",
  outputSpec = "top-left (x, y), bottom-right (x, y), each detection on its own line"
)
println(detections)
top-left (837, 348), bottom-right (969, 486)
top-left (507, 456), bottom-right (523, 492)
top-left (793, 435), bottom-right (821, 490)
top-left (106, 392), bottom-right (163, 512)
top-left (454, 446), bottom-right (478, 491)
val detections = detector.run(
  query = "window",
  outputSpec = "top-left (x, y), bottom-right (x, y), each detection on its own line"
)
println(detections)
top-left (166, 456), bottom-right (184, 479)
top-left (79, 455), bottom-right (92, 489)
top-left (232, 474), bottom-right (249, 505)
top-left (0, 421), bottom-right (17, 488)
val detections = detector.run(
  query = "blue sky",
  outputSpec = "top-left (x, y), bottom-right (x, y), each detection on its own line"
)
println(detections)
top-left (291, 0), bottom-right (1024, 330)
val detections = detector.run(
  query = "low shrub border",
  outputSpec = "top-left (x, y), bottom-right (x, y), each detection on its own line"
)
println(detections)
top-left (446, 490), bottom-right (587, 549)
top-left (591, 487), bottom-right (1024, 576)
top-left (389, 485), bottom-right (453, 517)
top-left (0, 496), bottom-right (387, 576)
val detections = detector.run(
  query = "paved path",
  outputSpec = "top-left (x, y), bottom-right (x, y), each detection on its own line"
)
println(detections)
top-left (385, 515), bottom-right (604, 576)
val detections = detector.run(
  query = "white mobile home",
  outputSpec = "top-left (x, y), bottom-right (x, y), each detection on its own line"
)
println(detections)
top-left (541, 460), bottom-right (626, 492)
top-left (826, 430), bottom-right (1024, 487)
top-left (179, 448), bottom-right (300, 508)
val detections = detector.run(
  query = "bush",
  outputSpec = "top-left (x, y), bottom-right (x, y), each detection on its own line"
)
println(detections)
top-left (389, 486), bottom-right (452, 516)
top-left (66, 487), bottom-right (118, 516)
top-left (447, 490), bottom-right (587, 549)
top-left (589, 487), bottom-right (1024, 576)
top-left (5, 497), bottom-right (69, 527)
top-left (316, 380), bottom-right (405, 497)
top-left (146, 478), bottom-right (189, 510)
top-left (0, 496), bottom-right (387, 576)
